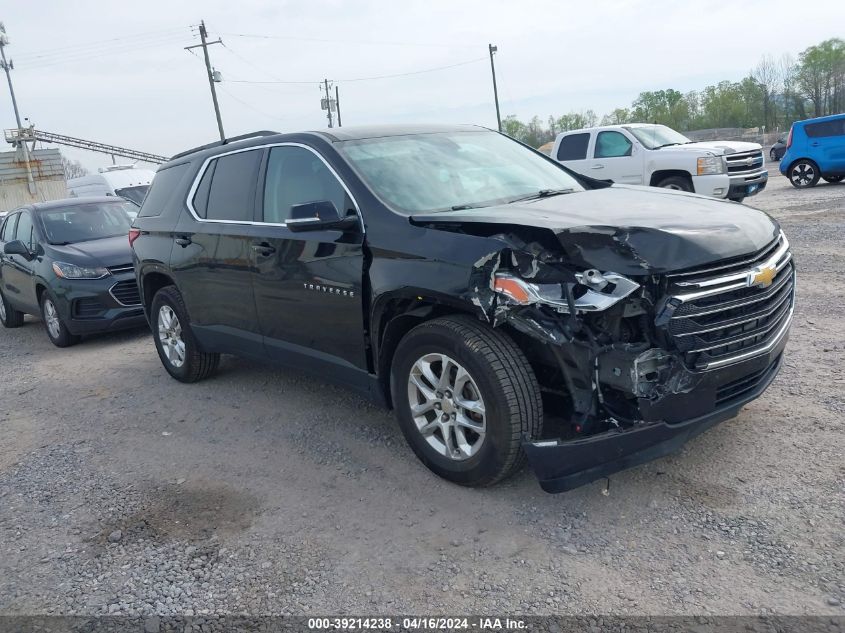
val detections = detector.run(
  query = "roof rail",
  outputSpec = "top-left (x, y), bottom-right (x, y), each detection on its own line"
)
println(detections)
top-left (170, 130), bottom-right (279, 161)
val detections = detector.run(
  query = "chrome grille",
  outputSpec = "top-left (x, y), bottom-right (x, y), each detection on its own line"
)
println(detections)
top-left (725, 150), bottom-right (765, 175)
top-left (664, 232), bottom-right (794, 371)
top-left (107, 264), bottom-right (135, 275)
top-left (110, 280), bottom-right (142, 306)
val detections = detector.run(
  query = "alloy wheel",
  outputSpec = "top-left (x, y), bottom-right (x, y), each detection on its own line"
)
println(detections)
top-left (158, 305), bottom-right (186, 368)
top-left (0, 295), bottom-right (6, 322)
top-left (791, 163), bottom-right (815, 186)
top-left (407, 353), bottom-right (486, 461)
top-left (44, 299), bottom-right (61, 339)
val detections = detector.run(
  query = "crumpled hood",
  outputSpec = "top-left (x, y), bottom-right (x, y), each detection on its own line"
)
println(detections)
top-left (48, 235), bottom-right (133, 268)
top-left (674, 140), bottom-right (762, 155)
top-left (410, 185), bottom-right (780, 275)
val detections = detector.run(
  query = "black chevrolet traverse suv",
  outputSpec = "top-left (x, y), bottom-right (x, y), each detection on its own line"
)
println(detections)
top-left (131, 125), bottom-right (794, 493)
top-left (0, 197), bottom-right (146, 346)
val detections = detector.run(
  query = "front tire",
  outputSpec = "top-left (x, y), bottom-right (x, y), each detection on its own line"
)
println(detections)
top-left (151, 285), bottom-right (219, 383)
top-left (390, 315), bottom-right (543, 488)
top-left (770, 149), bottom-right (777, 161)
top-left (0, 287), bottom-right (25, 328)
top-left (788, 160), bottom-right (820, 188)
top-left (656, 175), bottom-right (693, 192)
top-left (41, 292), bottom-right (79, 347)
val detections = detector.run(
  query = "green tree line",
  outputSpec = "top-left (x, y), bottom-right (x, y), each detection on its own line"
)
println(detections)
top-left (503, 38), bottom-right (845, 148)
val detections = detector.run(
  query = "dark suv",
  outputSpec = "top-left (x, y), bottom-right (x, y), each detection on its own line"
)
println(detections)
top-left (132, 125), bottom-right (794, 493)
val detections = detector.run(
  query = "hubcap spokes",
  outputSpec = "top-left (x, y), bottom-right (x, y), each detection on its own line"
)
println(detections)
top-left (158, 306), bottom-right (186, 368)
top-left (45, 300), bottom-right (60, 338)
top-left (793, 164), bottom-right (814, 185)
top-left (0, 296), bottom-right (6, 321)
top-left (407, 353), bottom-right (486, 461)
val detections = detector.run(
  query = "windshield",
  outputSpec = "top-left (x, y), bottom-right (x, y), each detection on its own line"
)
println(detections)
top-left (338, 130), bottom-right (584, 214)
top-left (115, 185), bottom-right (149, 206)
top-left (625, 125), bottom-right (691, 149)
top-left (37, 201), bottom-right (135, 245)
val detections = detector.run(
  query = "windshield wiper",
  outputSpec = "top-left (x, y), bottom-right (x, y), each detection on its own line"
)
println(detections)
top-left (507, 188), bottom-right (574, 204)
top-left (450, 203), bottom-right (483, 211)
top-left (652, 142), bottom-right (681, 149)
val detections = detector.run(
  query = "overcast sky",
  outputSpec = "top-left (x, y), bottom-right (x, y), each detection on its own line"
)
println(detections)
top-left (1, 0), bottom-right (841, 170)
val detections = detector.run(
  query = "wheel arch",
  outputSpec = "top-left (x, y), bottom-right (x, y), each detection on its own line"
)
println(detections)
top-left (649, 169), bottom-right (694, 187)
top-left (141, 270), bottom-right (176, 316)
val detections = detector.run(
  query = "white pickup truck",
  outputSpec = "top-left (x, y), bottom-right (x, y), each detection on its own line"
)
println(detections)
top-left (551, 123), bottom-right (768, 202)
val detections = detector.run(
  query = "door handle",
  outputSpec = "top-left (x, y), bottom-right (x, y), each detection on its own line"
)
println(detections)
top-left (251, 242), bottom-right (276, 256)
top-left (810, 142), bottom-right (820, 147)
top-left (175, 236), bottom-right (192, 247)
top-left (591, 164), bottom-right (604, 169)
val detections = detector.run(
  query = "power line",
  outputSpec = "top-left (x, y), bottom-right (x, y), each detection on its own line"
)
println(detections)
top-left (18, 33), bottom-right (191, 70)
top-left (226, 56), bottom-right (487, 85)
top-left (220, 31), bottom-right (478, 50)
top-left (13, 27), bottom-right (187, 62)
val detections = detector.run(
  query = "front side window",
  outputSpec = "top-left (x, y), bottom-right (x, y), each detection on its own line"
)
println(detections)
top-left (263, 146), bottom-right (349, 223)
top-left (595, 131), bottom-right (633, 158)
top-left (203, 150), bottom-right (262, 222)
top-left (37, 202), bottom-right (134, 245)
top-left (15, 211), bottom-right (35, 250)
top-left (556, 133), bottom-right (590, 161)
top-left (340, 130), bottom-right (584, 215)
top-left (0, 213), bottom-right (18, 241)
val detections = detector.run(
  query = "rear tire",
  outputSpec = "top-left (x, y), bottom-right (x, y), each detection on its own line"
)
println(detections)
top-left (390, 315), bottom-right (543, 487)
top-left (769, 149), bottom-right (777, 161)
top-left (151, 285), bottom-right (219, 383)
top-left (656, 175), bottom-right (693, 192)
top-left (823, 175), bottom-right (843, 184)
top-left (0, 287), bottom-right (24, 328)
top-left (788, 160), bottom-right (820, 188)
top-left (729, 196), bottom-right (745, 203)
top-left (40, 292), bottom-right (79, 348)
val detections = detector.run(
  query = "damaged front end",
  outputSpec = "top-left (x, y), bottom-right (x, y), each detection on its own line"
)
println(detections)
top-left (461, 230), bottom-right (791, 493)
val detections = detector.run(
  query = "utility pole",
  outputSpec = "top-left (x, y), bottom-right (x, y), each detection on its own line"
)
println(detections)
top-left (0, 22), bottom-right (35, 195)
top-left (335, 85), bottom-right (342, 127)
top-left (488, 44), bottom-right (502, 133)
top-left (321, 79), bottom-right (334, 128)
top-left (186, 21), bottom-right (225, 141)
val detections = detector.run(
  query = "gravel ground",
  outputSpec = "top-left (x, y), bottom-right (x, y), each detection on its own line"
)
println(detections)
top-left (0, 167), bottom-right (843, 618)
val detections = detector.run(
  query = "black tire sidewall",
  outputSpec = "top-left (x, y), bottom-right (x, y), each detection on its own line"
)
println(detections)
top-left (390, 326), bottom-right (520, 486)
top-left (0, 287), bottom-right (22, 327)
top-left (150, 287), bottom-right (197, 382)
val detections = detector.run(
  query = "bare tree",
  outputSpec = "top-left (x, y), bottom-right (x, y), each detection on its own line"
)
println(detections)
top-left (752, 55), bottom-right (780, 130)
top-left (62, 156), bottom-right (88, 180)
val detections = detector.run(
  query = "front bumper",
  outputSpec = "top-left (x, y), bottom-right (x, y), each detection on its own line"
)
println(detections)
top-left (51, 274), bottom-right (147, 336)
top-left (523, 317), bottom-right (789, 493)
top-left (728, 169), bottom-right (768, 199)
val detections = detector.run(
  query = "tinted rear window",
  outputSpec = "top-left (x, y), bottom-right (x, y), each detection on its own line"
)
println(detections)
top-left (138, 164), bottom-right (190, 218)
top-left (204, 150), bottom-right (262, 222)
top-left (805, 118), bottom-right (845, 138)
top-left (557, 133), bottom-right (590, 161)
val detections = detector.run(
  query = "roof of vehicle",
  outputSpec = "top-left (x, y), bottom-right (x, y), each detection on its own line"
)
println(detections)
top-left (793, 113), bottom-right (845, 125)
top-left (29, 197), bottom-right (129, 211)
top-left (166, 124), bottom-right (491, 165)
top-left (555, 123), bottom-right (661, 138)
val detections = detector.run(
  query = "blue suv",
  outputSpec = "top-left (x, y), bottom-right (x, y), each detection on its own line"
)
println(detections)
top-left (780, 113), bottom-right (845, 188)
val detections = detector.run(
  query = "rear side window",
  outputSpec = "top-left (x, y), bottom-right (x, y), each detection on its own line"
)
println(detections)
top-left (138, 164), bottom-right (190, 218)
top-left (203, 150), bottom-right (262, 222)
top-left (805, 118), bottom-right (845, 138)
top-left (556, 133), bottom-right (590, 161)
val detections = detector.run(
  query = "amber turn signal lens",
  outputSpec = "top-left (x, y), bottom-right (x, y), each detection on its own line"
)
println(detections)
top-left (493, 277), bottom-right (531, 304)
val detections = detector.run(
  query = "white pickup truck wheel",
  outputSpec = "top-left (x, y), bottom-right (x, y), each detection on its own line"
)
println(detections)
top-left (657, 176), bottom-right (693, 192)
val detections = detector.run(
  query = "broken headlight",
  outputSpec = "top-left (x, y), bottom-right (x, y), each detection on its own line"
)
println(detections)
top-left (493, 269), bottom-right (639, 313)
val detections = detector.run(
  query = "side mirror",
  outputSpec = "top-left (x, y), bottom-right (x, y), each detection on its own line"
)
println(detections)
top-left (287, 200), bottom-right (359, 233)
top-left (4, 240), bottom-right (32, 259)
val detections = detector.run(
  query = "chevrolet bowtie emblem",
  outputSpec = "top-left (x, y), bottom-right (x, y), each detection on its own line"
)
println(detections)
top-left (748, 265), bottom-right (776, 288)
